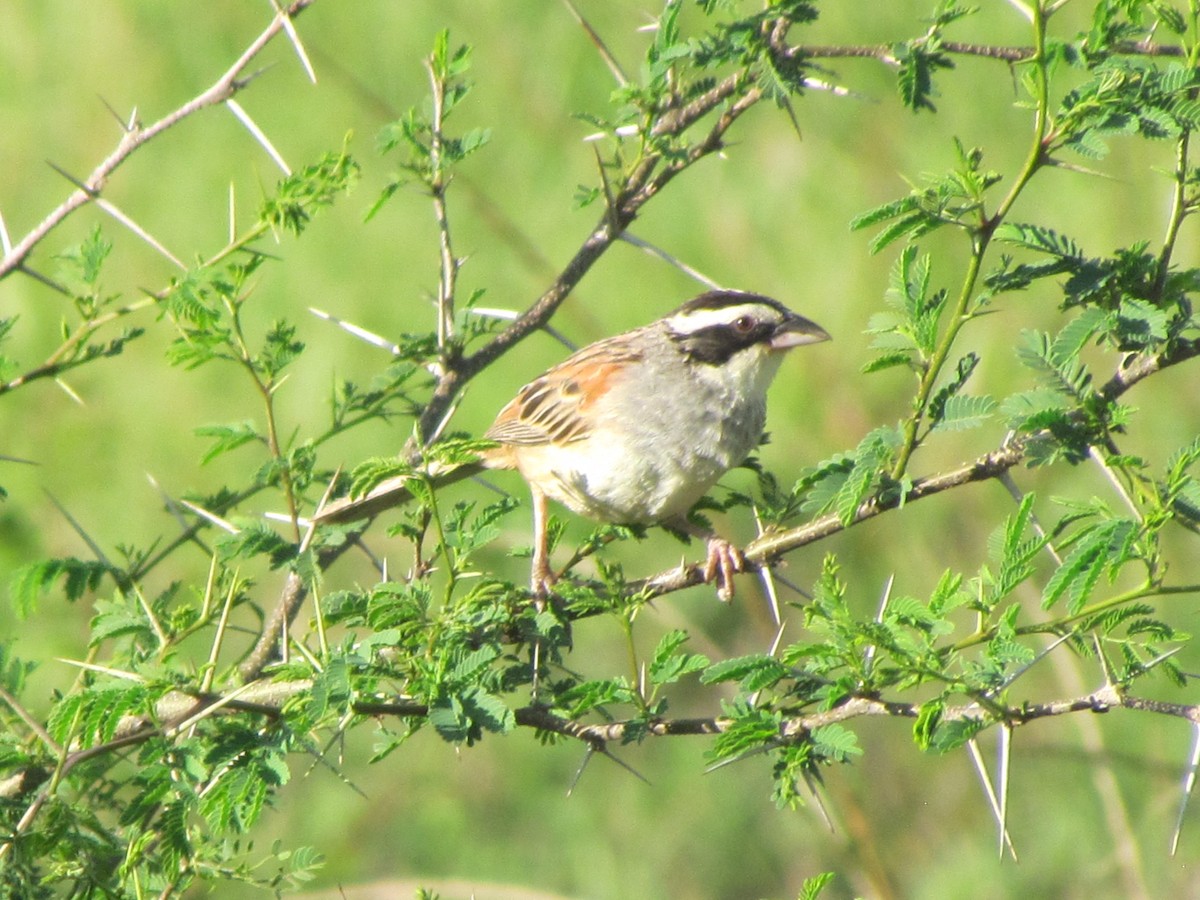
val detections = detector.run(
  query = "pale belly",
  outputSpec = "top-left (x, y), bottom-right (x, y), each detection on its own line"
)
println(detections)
top-left (514, 429), bottom-right (741, 524)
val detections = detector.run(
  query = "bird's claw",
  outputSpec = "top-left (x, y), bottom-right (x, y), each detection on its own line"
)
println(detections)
top-left (703, 537), bottom-right (744, 602)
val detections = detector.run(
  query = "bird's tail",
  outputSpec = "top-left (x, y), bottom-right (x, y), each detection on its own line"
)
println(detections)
top-left (312, 459), bottom-right (489, 524)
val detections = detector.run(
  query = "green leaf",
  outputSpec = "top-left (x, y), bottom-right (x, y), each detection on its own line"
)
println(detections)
top-left (895, 42), bottom-right (954, 113)
top-left (649, 630), bottom-right (710, 685)
top-left (1151, 3), bottom-right (1188, 34)
top-left (929, 393), bottom-right (997, 432)
top-left (199, 750), bottom-right (280, 831)
top-left (47, 682), bottom-right (150, 748)
top-left (707, 704), bottom-right (782, 761)
top-left (450, 644), bottom-right (500, 683)
top-left (834, 427), bottom-right (901, 525)
top-left (558, 678), bottom-right (635, 718)
top-left (928, 715), bottom-right (984, 753)
top-left (89, 604), bottom-right (154, 648)
top-left (429, 686), bottom-right (513, 744)
top-left (461, 687), bottom-right (514, 735)
top-left (1042, 519), bottom-right (1138, 613)
top-left (194, 421), bottom-right (261, 465)
top-left (798, 872), bottom-right (837, 900)
top-left (994, 222), bottom-right (1083, 258)
top-left (849, 195), bottom-right (919, 232)
top-left (913, 699), bottom-right (943, 750)
top-left (862, 350), bottom-right (917, 374)
top-left (345, 457), bottom-right (413, 501)
top-left (1116, 297), bottom-right (1169, 348)
top-left (0, 644), bottom-right (35, 696)
top-left (1051, 307), bottom-right (1109, 362)
top-left (10, 558), bottom-right (109, 617)
top-left (701, 653), bottom-right (783, 686)
top-left (927, 570), bottom-right (970, 616)
top-left (259, 147), bottom-right (360, 236)
top-left (257, 320), bottom-right (305, 379)
top-left (157, 800), bottom-right (193, 874)
top-left (306, 656), bottom-right (353, 722)
top-left (54, 224), bottom-right (113, 292)
top-left (812, 723), bottom-right (862, 762)
top-left (1017, 330), bottom-right (1093, 400)
top-left (999, 492), bottom-right (1037, 562)
top-left (868, 211), bottom-right (934, 254)
top-left (927, 352), bottom-right (979, 424)
top-left (428, 694), bottom-right (469, 742)
top-left (215, 522), bottom-right (293, 568)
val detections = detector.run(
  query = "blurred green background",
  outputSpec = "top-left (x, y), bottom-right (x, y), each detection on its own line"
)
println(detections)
top-left (2, 2), bottom-right (1199, 897)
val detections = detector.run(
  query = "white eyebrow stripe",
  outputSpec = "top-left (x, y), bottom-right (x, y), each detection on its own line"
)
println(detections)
top-left (665, 302), bottom-right (777, 335)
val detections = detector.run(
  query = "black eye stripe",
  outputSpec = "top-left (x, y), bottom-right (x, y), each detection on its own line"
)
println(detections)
top-left (671, 319), bottom-right (774, 365)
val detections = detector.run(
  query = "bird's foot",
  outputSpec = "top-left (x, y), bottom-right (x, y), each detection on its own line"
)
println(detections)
top-left (703, 537), bottom-right (745, 602)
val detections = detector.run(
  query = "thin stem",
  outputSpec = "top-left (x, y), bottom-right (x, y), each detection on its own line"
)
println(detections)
top-left (0, 686), bottom-right (61, 756)
top-left (890, 3), bottom-right (1052, 479)
top-left (421, 481), bottom-right (457, 603)
top-left (1156, 132), bottom-right (1192, 297)
top-left (619, 613), bottom-right (646, 708)
top-left (426, 54), bottom-right (458, 385)
top-left (1154, 7), bottom-right (1199, 295)
top-left (1, 217), bottom-right (271, 400)
top-left (1052, 582), bottom-right (1200, 633)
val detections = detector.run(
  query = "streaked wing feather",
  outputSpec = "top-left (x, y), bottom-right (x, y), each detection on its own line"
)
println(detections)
top-left (484, 336), bottom-right (642, 446)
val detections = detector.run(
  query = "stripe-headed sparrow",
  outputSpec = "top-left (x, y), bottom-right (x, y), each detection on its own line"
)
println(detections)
top-left (316, 289), bottom-right (830, 600)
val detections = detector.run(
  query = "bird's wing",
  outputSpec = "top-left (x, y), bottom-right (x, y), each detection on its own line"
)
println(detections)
top-left (484, 336), bottom-right (642, 446)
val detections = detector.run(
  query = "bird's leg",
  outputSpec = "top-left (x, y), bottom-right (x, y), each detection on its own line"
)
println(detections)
top-left (527, 485), bottom-right (557, 702)
top-left (669, 516), bottom-right (744, 602)
top-left (529, 485), bottom-right (556, 600)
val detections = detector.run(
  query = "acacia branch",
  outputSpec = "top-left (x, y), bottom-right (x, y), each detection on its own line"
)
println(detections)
top-left (0, 0), bottom-right (316, 284)
top-left (6, 677), bottom-right (1192, 809)
top-left (791, 39), bottom-right (1186, 64)
top-left (237, 535), bottom-right (358, 683)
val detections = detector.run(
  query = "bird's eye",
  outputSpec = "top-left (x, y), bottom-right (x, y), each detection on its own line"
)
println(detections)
top-left (733, 315), bottom-right (754, 332)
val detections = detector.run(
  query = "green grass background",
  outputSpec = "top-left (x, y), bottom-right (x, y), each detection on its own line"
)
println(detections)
top-left (1, 2), bottom-right (1199, 898)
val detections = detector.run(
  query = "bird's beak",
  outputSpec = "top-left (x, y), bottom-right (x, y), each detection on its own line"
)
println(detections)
top-left (769, 313), bottom-right (831, 350)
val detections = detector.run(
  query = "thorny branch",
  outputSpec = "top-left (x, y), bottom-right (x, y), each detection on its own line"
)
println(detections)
top-left (0, 0), bottom-right (327, 686)
top-left (406, 26), bottom-right (1195, 466)
top-left (0, 0), bottom-right (316, 285)
top-left (790, 38), bottom-right (1188, 64)
top-left (289, 23), bottom-right (1200, 675)
top-left (3, 677), bottom-right (1192, 810)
